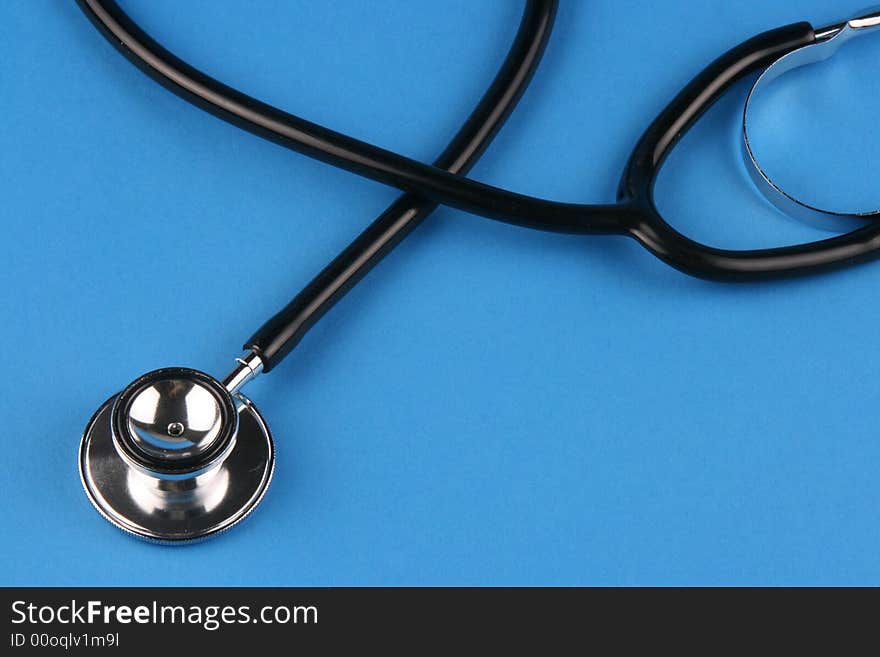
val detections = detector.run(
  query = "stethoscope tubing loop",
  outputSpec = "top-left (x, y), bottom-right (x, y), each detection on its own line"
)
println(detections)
top-left (78, 1), bottom-right (880, 285)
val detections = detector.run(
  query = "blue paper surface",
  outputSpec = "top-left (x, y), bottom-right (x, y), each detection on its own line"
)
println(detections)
top-left (2, 0), bottom-right (879, 585)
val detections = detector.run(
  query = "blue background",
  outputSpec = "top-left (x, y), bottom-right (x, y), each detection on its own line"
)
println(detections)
top-left (2, 1), bottom-right (879, 585)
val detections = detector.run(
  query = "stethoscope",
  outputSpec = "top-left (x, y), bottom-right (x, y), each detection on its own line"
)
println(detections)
top-left (76, 0), bottom-right (880, 542)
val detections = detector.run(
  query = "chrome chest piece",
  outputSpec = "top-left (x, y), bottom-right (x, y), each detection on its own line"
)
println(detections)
top-left (79, 352), bottom-right (273, 543)
top-left (743, 10), bottom-right (880, 230)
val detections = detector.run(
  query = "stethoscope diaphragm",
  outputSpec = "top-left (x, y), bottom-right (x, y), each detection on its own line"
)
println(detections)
top-left (79, 365), bottom-right (274, 543)
top-left (743, 11), bottom-right (880, 231)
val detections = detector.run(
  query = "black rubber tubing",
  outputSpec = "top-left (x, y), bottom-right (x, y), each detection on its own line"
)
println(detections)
top-left (77, 0), bottom-right (603, 235)
top-left (76, 2), bottom-right (880, 363)
top-left (245, 1), bottom-right (558, 370)
top-left (77, 0), bottom-right (558, 371)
